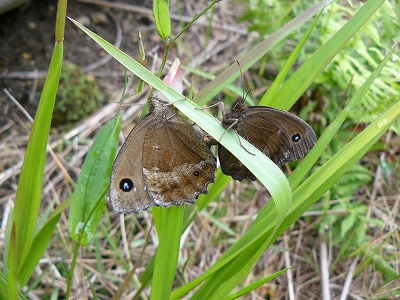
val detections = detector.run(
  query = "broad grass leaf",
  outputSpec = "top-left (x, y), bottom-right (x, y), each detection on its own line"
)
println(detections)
top-left (68, 113), bottom-right (121, 246)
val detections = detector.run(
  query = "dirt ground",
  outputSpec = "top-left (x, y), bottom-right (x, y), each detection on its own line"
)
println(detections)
top-left (0, 0), bottom-right (156, 121)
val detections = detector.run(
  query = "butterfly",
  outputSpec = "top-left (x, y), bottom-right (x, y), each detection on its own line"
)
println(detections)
top-left (109, 97), bottom-right (217, 213)
top-left (218, 97), bottom-right (316, 181)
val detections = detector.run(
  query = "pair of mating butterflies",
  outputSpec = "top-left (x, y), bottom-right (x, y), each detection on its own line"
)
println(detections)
top-left (109, 97), bottom-right (317, 213)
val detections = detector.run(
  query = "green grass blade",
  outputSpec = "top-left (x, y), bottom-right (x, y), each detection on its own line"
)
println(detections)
top-left (7, 43), bottom-right (63, 293)
top-left (0, 272), bottom-right (26, 300)
top-left (225, 268), bottom-right (290, 300)
top-left (139, 255), bottom-right (155, 286)
top-left (68, 113), bottom-right (122, 246)
top-left (260, 10), bottom-right (322, 105)
top-left (151, 206), bottom-right (184, 299)
top-left (6, 1), bottom-right (68, 294)
top-left (7, 223), bottom-right (17, 300)
top-left (18, 198), bottom-right (71, 287)
top-left (269, 0), bottom-right (387, 110)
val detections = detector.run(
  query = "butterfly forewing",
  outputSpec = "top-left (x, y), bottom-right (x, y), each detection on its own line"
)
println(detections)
top-left (109, 115), bottom-right (156, 213)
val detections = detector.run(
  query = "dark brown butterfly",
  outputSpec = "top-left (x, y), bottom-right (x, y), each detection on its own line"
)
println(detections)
top-left (218, 97), bottom-right (316, 181)
top-left (109, 97), bottom-right (217, 213)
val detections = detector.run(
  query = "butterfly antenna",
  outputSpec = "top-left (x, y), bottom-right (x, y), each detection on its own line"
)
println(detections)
top-left (245, 87), bottom-right (253, 102)
top-left (235, 60), bottom-right (245, 100)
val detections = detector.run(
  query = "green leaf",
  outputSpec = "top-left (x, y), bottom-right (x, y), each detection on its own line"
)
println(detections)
top-left (341, 215), bottom-right (357, 239)
top-left (151, 206), bottom-right (184, 299)
top-left (0, 272), bottom-right (26, 300)
top-left (260, 9), bottom-right (322, 105)
top-left (68, 113), bottom-right (122, 246)
top-left (153, 0), bottom-right (171, 40)
top-left (225, 267), bottom-right (290, 300)
top-left (18, 198), bottom-right (71, 287)
top-left (372, 254), bottom-right (400, 280)
top-left (7, 43), bottom-right (63, 297)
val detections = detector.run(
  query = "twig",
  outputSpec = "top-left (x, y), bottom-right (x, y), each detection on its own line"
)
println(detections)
top-left (320, 241), bottom-right (330, 300)
top-left (339, 257), bottom-right (358, 300)
top-left (284, 233), bottom-right (295, 300)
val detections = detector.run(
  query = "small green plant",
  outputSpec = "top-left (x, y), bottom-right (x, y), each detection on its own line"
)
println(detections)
top-left (52, 62), bottom-right (102, 126)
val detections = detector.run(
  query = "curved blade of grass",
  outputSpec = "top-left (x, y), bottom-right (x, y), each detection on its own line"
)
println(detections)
top-left (10, 45), bottom-right (62, 271)
top-left (68, 113), bottom-right (122, 246)
top-left (269, 0), bottom-right (387, 110)
top-left (67, 18), bottom-right (291, 197)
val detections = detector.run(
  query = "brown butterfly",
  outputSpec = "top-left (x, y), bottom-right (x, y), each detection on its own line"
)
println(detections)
top-left (109, 97), bottom-right (217, 213)
top-left (218, 97), bottom-right (316, 181)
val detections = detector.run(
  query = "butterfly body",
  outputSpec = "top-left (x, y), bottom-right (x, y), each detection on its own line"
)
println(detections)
top-left (219, 98), bottom-right (316, 181)
top-left (110, 98), bottom-right (217, 213)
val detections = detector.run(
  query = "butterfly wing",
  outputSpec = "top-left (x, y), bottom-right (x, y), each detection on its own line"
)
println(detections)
top-left (109, 114), bottom-right (156, 213)
top-left (143, 106), bottom-right (217, 207)
top-left (219, 103), bottom-right (316, 181)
